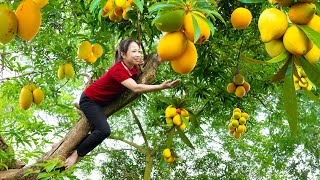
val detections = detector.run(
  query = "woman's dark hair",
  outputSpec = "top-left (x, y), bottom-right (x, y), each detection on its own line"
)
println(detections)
top-left (114, 39), bottom-right (137, 64)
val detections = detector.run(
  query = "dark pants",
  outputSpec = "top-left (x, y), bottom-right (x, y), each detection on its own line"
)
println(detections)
top-left (77, 92), bottom-right (111, 157)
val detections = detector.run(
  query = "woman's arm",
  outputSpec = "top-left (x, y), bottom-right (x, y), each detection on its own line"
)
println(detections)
top-left (121, 78), bottom-right (180, 93)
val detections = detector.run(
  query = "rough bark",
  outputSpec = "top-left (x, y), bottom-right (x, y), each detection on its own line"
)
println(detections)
top-left (0, 54), bottom-right (162, 180)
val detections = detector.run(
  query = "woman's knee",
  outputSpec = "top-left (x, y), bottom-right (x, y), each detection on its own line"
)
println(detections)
top-left (98, 127), bottom-right (111, 138)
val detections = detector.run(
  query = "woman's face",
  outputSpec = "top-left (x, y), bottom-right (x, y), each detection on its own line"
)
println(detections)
top-left (122, 42), bottom-right (143, 66)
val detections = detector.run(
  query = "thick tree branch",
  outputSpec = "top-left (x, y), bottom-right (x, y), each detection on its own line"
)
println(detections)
top-left (108, 135), bottom-right (145, 155)
top-left (128, 106), bottom-right (149, 148)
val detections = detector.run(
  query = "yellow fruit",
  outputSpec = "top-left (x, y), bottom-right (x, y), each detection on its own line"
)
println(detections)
top-left (128, 0), bottom-right (135, 6)
top-left (233, 132), bottom-right (241, 139)
top-left (307, 14), bottom-right (320, 33)
top-left (300, 77), bottom-right (307, 84)
top-left (294, 82), bottom-right (301, 90)
top-left (234, 108), bottom-right (241, 113)
top-left (231, 7), bottom-right (252, 29)
top-left (157, 31), bottom-right (188, 61)
top-left (288, 3), bottom-right (316, 25)
top-left (297, 67), bottom-right (307, 77)
top-left (241, 112), bottom-right (249, 120)
top-left (163, 148), bottom-right (171, 158)
top-left (33, 0), bottom-right (48, 8)
top-left (183, 11), bottom-right (210, 44)
top-left (185, 116), bottom-right (190, 121)
top-left (283, 25), bottom-right (312, 56)
top-left (165, 156), bottom-right (174, 163)
top-left (258, 8), bottom-right (288, 43)
top-left (33, 88), bottom-right (44, 105)
top-left (306, 78), bottom-right (313, 91)
top-left (122, 9), bottom-right (128, 20)
top-left (0, 4), bottom-right (18, 44)
top-left (299, 80), bottom-right (308, 88)
top-left (171, 40), bottom-right (198, 74)
top-left (180, 123), bottom-right (186, 130)
top-left (115, 0), bottom-right (126, 7)
top-left (304, 43), bottom-right (320, 64)
top-left (236, 125), bottom-right (245, 134)
top-left (78, 41), bottom-right (92, 59)
top-left (64, 63), bottom-right (75, 79)
top-left (103, 0), bottom-right (114, 13)
top-left (265, 39), bottom-right (286, 58)
top-left (233, 74), bottom-right (244, 85)
top-left (231, 119), bottom-right (239, 128)
top-left (276, 0), bottom-right (294, 7)
top-left (109, 10), bottom-right (117, 21)
top-left (228, 123), bottom-right (235, 131)
top-left (15, 0), bottom-right (41, 41)
top-left (165, 105), bottom-right (177, 118)
top-left (85, 54), bottom-right (97, 64)
top-left (227, 83), bottom-right (237, 93)
top-left (58, 65), bottom-right (65, 80)
top-left (233, 112), bottom-right (241, 120)
top-left (235, 86), bottom-right (246, 98)
top-left (92, 43), bottom-right (103, 58)
top-left (173, 114), bottom-right (182, 126)
top-left (154, 10), bottom-right (185, 32)
top-left (181, 109), bottom-right (189, 117)
top-left (26, 83), bottom-right (37, 92)
top-left (19, 87), bottom-right (33, 110)
top-left (166, 117), bottom-right (173, 124)
top-left (114, 14), bottom-right (123, 23)
top-left (114, 6), bottom-right (123, 16)
top-left (239, 117), bottom-right (246, 125)
top-left (242, 81), bottom-right (250, 93)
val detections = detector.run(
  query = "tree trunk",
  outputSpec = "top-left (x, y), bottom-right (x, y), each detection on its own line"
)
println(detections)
top-left (0, 54), bottom-right (162, 180)
top-left (143, 154), bottom-right (153, 180)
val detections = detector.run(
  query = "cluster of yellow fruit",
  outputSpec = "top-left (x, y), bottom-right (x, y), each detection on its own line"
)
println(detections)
top-left (101, 0), bottom-right (135, 22)
top-left (228, 108), bottom-right (249, 139)
top-left (162, 148), bottom-right (175, 163)
top-left (259, 2), bottom-right (320, 64)
top-left (227, 74), bottom-right (250, 98)
top-left (294, 67), bottom-right (314, 91)
top-left (57, 63), bottom-right (75, 80)
top-left (231, 7), bottom-right (252, 29)
top-left (165, 105), bottom-right (189, 131)
top-left (0, 0), bottom-right (48, 44)
top-left (19, 83), bottom-right (44, 110)
top-left (77, 41), bottom-right (103, 64)
top-left (156, 8), bottom-right (211, 74)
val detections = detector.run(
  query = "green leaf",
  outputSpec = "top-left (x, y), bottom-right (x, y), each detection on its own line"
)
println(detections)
top-left (176, 128), bottom-right (195, 149)
top-left (166, 128), bottom-right (175, 148)
top-left (303, 90), bottom-right (320, 104)
top-left (298, 56), bottom-right (320, 88)
top-left (90, 0), bottom-right (101, 12)
top-left (238, 0), bottom-right (265, 3)
top-left (133, 0), bottom-right (143, 12)
top-left (283, 60), bottom-right (298, 135)
top-left (314, 1), bottom-right (320, 15)
top-left (297, 25), bottom-right (320, 49)
top-left (241, 51), bottom-right (289, 64)
top-left (148, 2), bottom-right (182, 14)
top-left (194, 13), bottom-right (215, 36)
top-left (181, 115), bottom-right (190, 128)
top-left (271, 58), bottom-right (292, 82)
top-left (192, 14), bottom-right (201, 43)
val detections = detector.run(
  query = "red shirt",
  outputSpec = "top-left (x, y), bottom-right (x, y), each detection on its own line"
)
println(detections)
top-left (84, 61), bottom-right (137, 106)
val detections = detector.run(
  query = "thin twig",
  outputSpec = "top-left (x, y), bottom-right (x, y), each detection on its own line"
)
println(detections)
top-left (0, 71), bottom-right (43, 82)
top-left (108, 135), bottom-right (146, 155)
top-left (128, 106), bottom-right (149, 148)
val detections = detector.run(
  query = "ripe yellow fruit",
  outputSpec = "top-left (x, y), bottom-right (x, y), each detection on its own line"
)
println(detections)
top-left (19, 87), bottom-right (33, 110)
top-left (242, 81), bottom-right (250, 93)
top-left (265, 39), bottom-right (286, 58)
top-left (58, 65), bottom-right (65, 80)
top-left (239, 117), bottom-right (246, 125)
top-left (92, 43), bottom-right (103, 58)
top-left (78, 41), bottom-right (92, 59)
top-left (236, 125), bottom-right (245, 134)
top-left (288, 3), bottom-right (316, 25)
top-left (86, 54), bottom-right (97, 64)
top-left (241, 112), bottom-right (249, 120)
top-left (165, 105), bottom-right (177, 118)
top-left (283, 25), bottom-right (312, 56)
top-left (306, 78), bottom-right (313, 91)
top-left (233, 112), bottom-right (241, 119)
top-left (114, 6), bottom-right (123, 16)
top-left (235, 86), bottom-right (246, 98)
top-left (33, 88), bottom-right (44, 105)
top-left (183, 11), bottom-right (210, 44)
top-left (231, 119), bottom-right (239, 128)
top-left (154, 10), bottom-right (185, 32)
top-left (233, 132), bottom-right (241, 139)
top-left (33, 0), bottom-right (48, 8)
top-left (181, 109), bottom-right (189, 117)
top-left (166, 117), bottom-right (173, 124)
top-left (231, 7), bottom-right (252, 29)
top-left (64, 63), bottom-right (75, 79)
top-left (227, 83), bottom-right (237, 93)
top-left (15, 0), bottom-right (41, 41)
top-left (180, 123), bottom-right (186, 130)
top-left (304, 43), bottom-right (320, 64)
top-left (0, 4), bottom-right (18, 44)
top-left (115, 0), bottom-right (126, 7)
top-left (103, 0), bottom-right (114, 13)
top-left (233, 74), bottom-right (244, 85)
top-left (298, 80), bottom-right (308, 88)
top-left (173, 114), bottom-right (182, 126)
top-left (165, 156), bottom-right (174, 163)
top-left (228, 123), bottom-right (235, 131)
top-left (258, 8), bottom-right (288, 43)
top-left (307, 14), bottom-right (320, 33)
top-left (157, 31), bottom-right (188, 61)
top-left (122, 9), bottom-right (128, 20)
top-left (128, 0), bottom-right (135, 6)
top-left (171, 40), bottom-right (198, 74)
top-left (276, 0), bottom-right (294, 7)
top-left (234, 108), bottom-right (241, 113)
top-left (26, 83), bottom-right (37, 92)
top-left (163, 148), bottom-right (171, 158)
